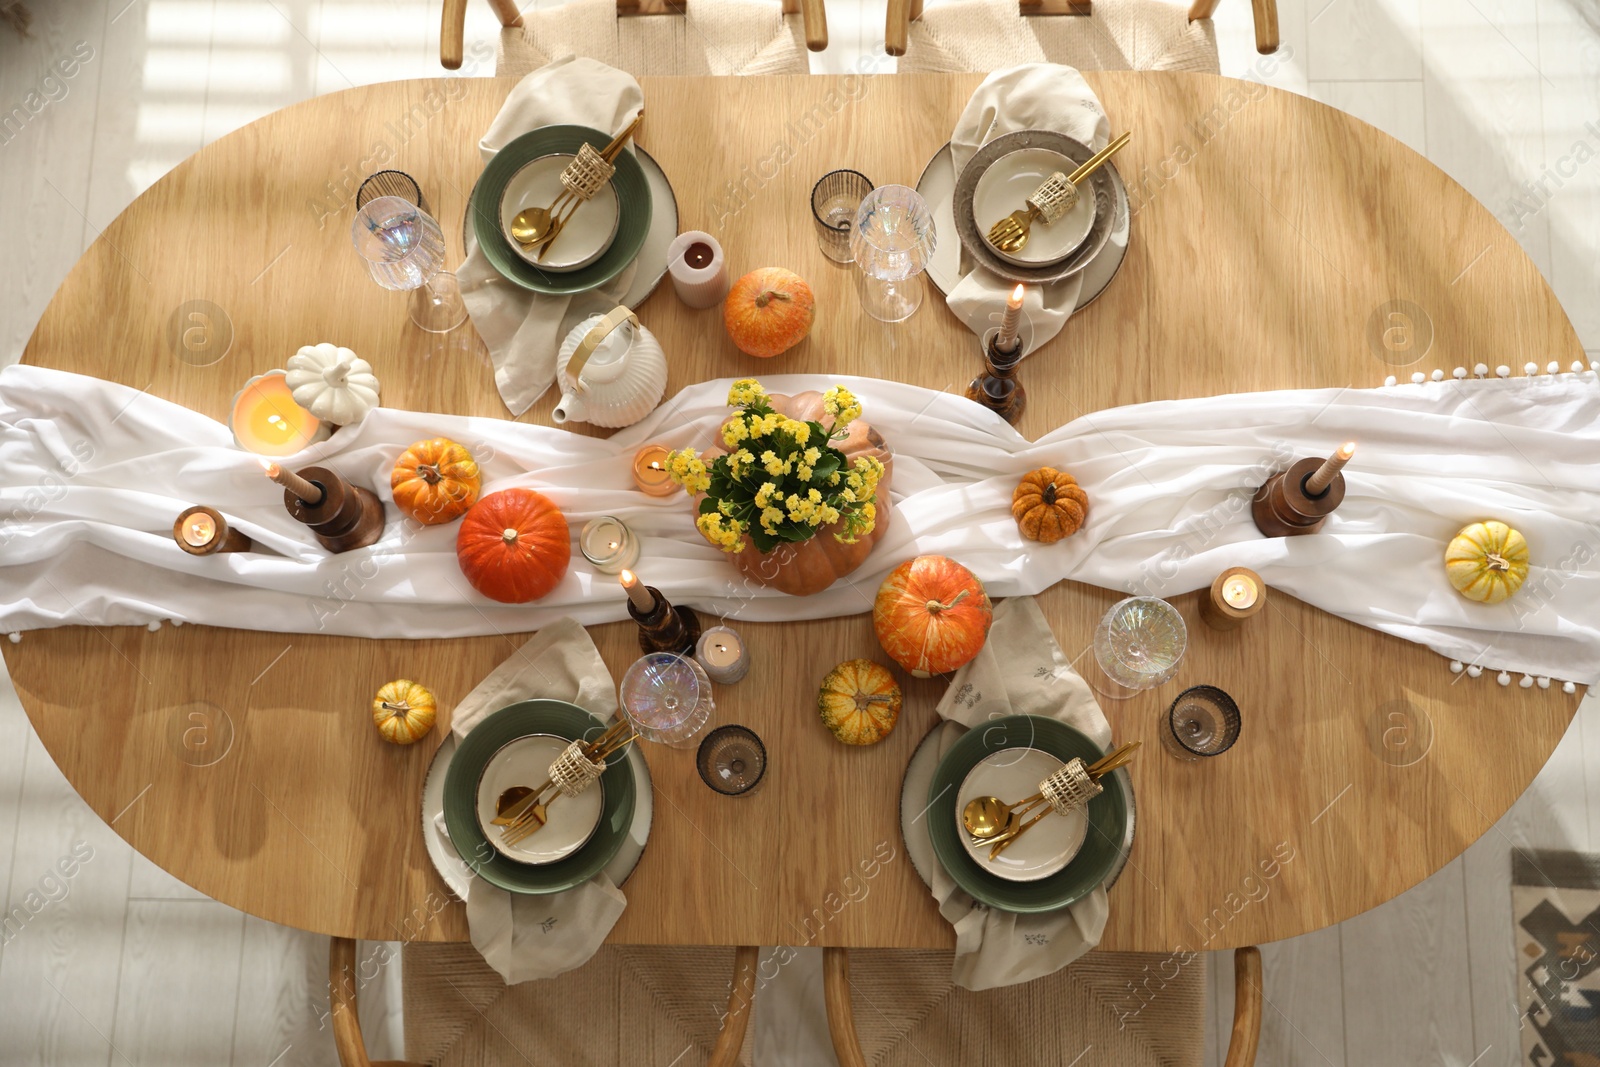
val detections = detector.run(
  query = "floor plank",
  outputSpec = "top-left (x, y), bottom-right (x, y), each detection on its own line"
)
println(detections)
top-left (110, 899), bottom-right (246, 1065)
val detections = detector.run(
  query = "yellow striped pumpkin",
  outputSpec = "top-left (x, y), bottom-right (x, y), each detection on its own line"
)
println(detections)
top-left (817, 660), bottom-right (902, 746)
top-left (1444, 521), bottom-right (1528, 605)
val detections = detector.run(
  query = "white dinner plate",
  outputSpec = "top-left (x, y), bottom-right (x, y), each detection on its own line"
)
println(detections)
top-left (475, 733), bottom-right (605, 865)
top-left (916, 142), bottom-right (1130, 310)
top-left (972, 147), bottom-right (1095, 267)
top-left (956, 747), bottom-right (1088, 883)
top-left (498, 153), bottom-right (620, 272)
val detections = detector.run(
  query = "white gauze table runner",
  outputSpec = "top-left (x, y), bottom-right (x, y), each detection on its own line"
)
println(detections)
top-left (2, 364), bottom-right (1597, 684)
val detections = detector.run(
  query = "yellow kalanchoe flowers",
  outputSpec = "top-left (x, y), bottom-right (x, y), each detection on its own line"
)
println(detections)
top-left (822, 385), bottom-right (862, 428)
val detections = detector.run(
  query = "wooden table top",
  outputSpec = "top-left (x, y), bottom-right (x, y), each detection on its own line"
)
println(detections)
top-left (7, 72), bottom-right (1582, 951)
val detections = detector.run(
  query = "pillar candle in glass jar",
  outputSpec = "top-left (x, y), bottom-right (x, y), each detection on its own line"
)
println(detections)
top-left (230, 371), bottom-right (323, 456)
top-left (632, 444), bottom-right (677, 497)
top-left (579, 515), bottom-right (641, 574)
top-left (695, 625), bottom-right (750, 684)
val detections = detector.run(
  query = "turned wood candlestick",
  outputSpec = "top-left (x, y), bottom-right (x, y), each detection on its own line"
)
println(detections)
top-left (626, 585), bottom-right (702, 656)
top-left (173, 505), bottom-right (253, 555)
top-left (1251, 457), bottom-right (1346, 537)
top-left (280, 465), bottom-right (386, 553)
top-left (966, 335), bottom-right (1028, 425)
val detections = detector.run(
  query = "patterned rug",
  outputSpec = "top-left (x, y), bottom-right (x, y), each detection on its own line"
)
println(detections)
top-left (1515, 850), bottom-right (1600, 1065)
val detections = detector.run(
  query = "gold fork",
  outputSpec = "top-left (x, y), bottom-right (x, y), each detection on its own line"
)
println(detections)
top-left (501, 730), bottom-right (639, 847)
top-left (495, 721), bottom-right (631, 836)
top-left (986, 131), bottom-right (1131, 254)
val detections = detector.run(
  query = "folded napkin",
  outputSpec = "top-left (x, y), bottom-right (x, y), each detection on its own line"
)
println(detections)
top-left (946, 64), bottom-right (1111, 350)
top-left (458, 55), bottom-right (646, 416)
top-left (446, 617), bottom-right (628, 984)
top-left (920, 596), bottom-right (1112, 990)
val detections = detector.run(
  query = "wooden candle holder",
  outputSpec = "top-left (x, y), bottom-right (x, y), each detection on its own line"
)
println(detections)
top-left (172, 505), bottom-right (253, 555)
top-left (1251, 457), bottom-right (1345, 537)
top-left (1200, 567), bottom-right (1267, 631)
top-left (281, 465), bottom-right (386, 553)
top-left (965, 336), bottom-right (1028, 425)
top-left (626, 585), bottom-right (702, 656)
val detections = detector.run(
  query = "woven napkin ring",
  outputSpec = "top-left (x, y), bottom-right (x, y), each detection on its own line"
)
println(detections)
top-left (1026, 172), bottom-right (1077, 225)
top-left (1039, 758), bottom-right (1102, 816)
top-left (560, 143), bottom-right (616, 201)
top-left (549, 739), bottom-right (606, 797)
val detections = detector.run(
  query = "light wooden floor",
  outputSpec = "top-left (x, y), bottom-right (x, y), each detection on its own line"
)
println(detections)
top-left (1, 0), bottom-right (1597, 1063)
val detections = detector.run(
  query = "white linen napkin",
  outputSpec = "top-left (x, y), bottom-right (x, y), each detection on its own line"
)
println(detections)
top-left (946, 64), bottom-right (1112, 350)
top-left (457, 55), bottom-right (646, 416)
top-left (447, 616), bottom-right (628, 984)
top-left (923, 596), bottom-right (1112, 990)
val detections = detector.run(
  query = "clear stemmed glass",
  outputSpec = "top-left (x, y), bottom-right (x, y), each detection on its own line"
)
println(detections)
top-left (850, 184), bottom-right (936, 323)
top-left (350, 194), bottom-right (467, 334)
top-left (1092, 596), bottom-right (1187, 698)
top-left (619, 652), bottom-right (715, 749)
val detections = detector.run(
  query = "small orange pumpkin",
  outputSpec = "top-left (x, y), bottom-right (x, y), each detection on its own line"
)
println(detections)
top-left (873, 555), bottom-right (993, 678)
top-left (1012, 467), bottom-right (1089, 543)
top-left (724, 267), bottom-right (815, 358)
top-left (456, 489), bottom-right (571, 603)
top-left (818, 659), bottom-right (902, 745)
top-left (372, 679), bottom-right (436, 745)
top-left (391, 437), bottom-right (481, 525)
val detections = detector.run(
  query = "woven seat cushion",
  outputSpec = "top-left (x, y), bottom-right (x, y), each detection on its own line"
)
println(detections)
top-left (845, 949), bottom-right (1206, 1067)
top-left (899, 0), bottom-right (1219, 73)
top-left (497, 0), bottom-right (809, 78)
top-left (402, 942), bottom-right (753, 1066)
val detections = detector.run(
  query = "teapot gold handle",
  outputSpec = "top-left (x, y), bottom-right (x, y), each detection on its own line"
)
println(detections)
top-left (566, 306), bottom-right (640, 387)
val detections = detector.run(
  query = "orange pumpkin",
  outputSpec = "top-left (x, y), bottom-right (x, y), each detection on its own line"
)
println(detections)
top-left (696, 391), bottom-right (892, 596)
top-left (456, 488), bottom-right (570, 603)
top-left (372, 679), bottom-right (437, 745)
top-left (873, 556), bottom-right (993, 678)
top-left (724, 267), bottom-right (815, 358)
top-left (817, 659), bottom-right (902, 745)
top-left (1012, 467), bottom-right (1088, 543)
top-left (391, 437), bottom-right (481, 525)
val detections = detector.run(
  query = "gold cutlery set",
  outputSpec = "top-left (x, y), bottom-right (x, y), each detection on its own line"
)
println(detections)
top-left (493, 720), bottom-right (638, 847)
top-left (986, 131), bottom-right (1131, 255)
top-left (962, 741), bottom-right (1140, 861)
top-left (510, 111), bottom-right (644, 262)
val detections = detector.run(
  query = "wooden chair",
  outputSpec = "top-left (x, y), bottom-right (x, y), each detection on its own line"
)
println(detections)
top-left (890, 0), bottom-right (1279, 70)
top-left (823, 945), bottom-right (1263, 1067)
top-left (329, 936), bottom-right (760, 1066)
top-left (442, 0), bottom-right (826, 79)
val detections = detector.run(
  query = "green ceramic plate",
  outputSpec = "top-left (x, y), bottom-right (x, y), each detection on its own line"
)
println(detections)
top-left (927, 715), bottom-right (1127, 913)
top-left (472, 125), bottom-right (653, 295)
top-left (443, 699), bottom-right (636, 895)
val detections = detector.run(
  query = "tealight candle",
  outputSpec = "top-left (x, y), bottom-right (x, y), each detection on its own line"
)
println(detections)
top-left (666, 231), bottom-right (729, 309)
top-left (1200, 566), bottom-right (1266, 631)
top-left (579, 515), bottom-right (640, 574)
top-left (230, 371), bottom-right (322, 456)
top-left (695, 625), bottom-right (750, 685)
top-left (172, 505), bottom-right (252, 555)
top-left (632, 444), bottom-right (677, 497)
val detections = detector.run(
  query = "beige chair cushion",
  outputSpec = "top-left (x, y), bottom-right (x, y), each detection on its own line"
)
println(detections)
top-left (844, 949), bottom-right (1206, 1067)
top-left (402, 942), bottom-right (754, 1066)
top-left (497, 0), bottom-right (809, 78)
top-left (899, 0), bottom-right (1220, 73)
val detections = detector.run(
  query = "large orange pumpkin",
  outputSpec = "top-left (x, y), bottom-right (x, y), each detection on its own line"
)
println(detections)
top-left (391, 437), bottom-right (481, 525)
top-left (873, 556), bottom-right (993, 677)
top-left (456, 489), bottom-right (570, 603)
top-left (697, 391), bottom-right (892, 597)
top-left (724, 267), bottom-right (815, 358)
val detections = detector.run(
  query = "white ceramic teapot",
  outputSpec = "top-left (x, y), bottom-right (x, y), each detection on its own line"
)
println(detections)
top-left (552, 307), bottom-right (668, 428)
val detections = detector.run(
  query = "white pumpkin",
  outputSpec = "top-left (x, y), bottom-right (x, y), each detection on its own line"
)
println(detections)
top-left (285, 343), bottom-right (381, 425)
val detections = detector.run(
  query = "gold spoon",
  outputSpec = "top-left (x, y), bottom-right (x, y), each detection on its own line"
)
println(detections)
top-left (962, 741), bottom-right (1143, 843)
top-left (984, 742), bottom-right (1145, 858)
top-left (509, 111), bottom-right (644, 247)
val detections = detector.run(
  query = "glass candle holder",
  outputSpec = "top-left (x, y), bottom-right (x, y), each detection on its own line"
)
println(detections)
top-left (1163, 685), bottom-right (1241, 759)
top-left (229, 371), bottom-right (324, 456)
top-left (620, 652), bottom-right (715, 748)
top-left (694, 625), bottom-right (749, 684)
top-left (696, 725), bottom-right (767, 796)
top-left (812, 169), bottom-right (873, 264)
top-left (1092, 596), bottom-right (1187, 697)
top-left (579, 515), bottom-right (640, 574)
top-left (851, 185), bottom-right (936, 323)
top-left (632, 444), bottom-right (677, 497)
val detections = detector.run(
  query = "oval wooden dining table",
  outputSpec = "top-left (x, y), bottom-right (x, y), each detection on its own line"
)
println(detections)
top-left (5, 72), bottom-right (1583, 951)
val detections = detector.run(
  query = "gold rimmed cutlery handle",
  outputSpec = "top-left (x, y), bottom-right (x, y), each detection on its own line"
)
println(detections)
top-left (989, 807), bottom-right (1051, 860)
top-left (1067, 130), bottom-right (1131, 186)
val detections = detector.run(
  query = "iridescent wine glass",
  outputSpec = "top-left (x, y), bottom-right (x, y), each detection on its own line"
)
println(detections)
top-left (1092, 596), bottom-right (1187, 698)
top-left (850, 184), bottom-right (936, 323)
top-left (620, 652), bottom-right (715, 749)
top-left (350, 194), bottom-right (467, 334)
